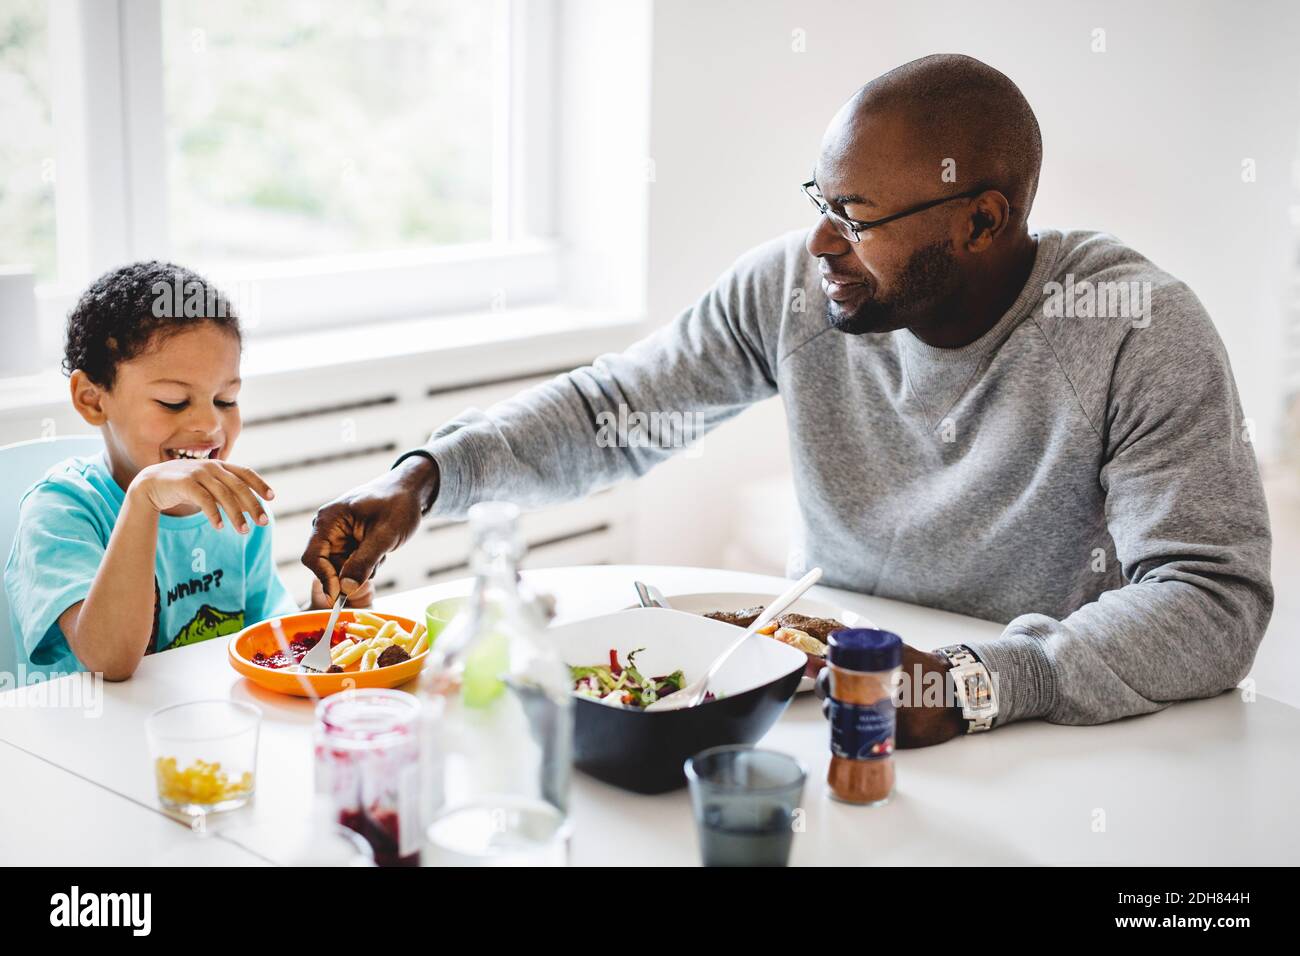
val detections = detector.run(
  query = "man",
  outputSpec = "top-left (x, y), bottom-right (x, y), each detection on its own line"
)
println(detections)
top-left (302, 54), bottom-right (1272, 746)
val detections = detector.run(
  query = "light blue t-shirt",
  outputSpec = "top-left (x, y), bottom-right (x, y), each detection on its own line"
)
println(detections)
top-left (5, 454), bottom-right (299, 674)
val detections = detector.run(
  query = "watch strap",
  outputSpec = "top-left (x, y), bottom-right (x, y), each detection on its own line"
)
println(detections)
top-left (936, 644), bottom-right (997, 733)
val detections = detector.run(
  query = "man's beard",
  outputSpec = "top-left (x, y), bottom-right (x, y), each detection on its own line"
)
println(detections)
top-left (827, 239), bottom-right (963, 336)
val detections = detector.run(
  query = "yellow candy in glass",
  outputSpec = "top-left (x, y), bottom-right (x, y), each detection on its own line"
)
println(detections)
top-left (155, 756), bottom-right (254, 805)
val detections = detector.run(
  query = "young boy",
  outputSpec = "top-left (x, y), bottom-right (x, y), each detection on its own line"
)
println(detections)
top-left (5, 261), bottom-right (371, 680)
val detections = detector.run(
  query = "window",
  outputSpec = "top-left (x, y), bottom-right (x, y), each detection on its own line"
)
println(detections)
top-left (161, 1), bottom-right (494, 268)
top-left (0, 0), bottom-right (56, 280)
top-left (6, 0), bottom-right (559, 337)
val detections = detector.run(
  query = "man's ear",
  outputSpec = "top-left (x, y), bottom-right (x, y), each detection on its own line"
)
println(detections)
top-left (965, 191), bottom-right (1012, 252)
top-left (69, 370), bottom-right (109, 426)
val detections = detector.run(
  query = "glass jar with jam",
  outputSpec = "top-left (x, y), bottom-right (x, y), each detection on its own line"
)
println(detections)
top-left (314, 689), bottom-right (421, 867)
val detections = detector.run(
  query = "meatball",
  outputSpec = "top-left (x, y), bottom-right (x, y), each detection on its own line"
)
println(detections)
top-left (377, 645), bottom-right (411, 669)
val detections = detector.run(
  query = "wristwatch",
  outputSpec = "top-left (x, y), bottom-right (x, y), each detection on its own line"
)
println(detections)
top-left (935, 644), bottom-right (999, 733)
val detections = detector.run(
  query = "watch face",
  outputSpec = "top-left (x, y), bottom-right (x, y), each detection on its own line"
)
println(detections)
top-left (958, 668), bottom-right (997, 717)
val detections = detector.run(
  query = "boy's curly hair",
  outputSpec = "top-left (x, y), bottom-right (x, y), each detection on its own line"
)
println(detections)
top-left (62, 261), bottom-right (242, 389)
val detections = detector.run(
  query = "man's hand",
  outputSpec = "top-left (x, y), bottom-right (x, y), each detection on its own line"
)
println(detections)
top-left (301, 455), bottom-right (438, 602)
top-left (310, 575), bottom-right (375, 609)
top-left (816, 643), bottom-right (966, 748)
top-left (894, 644), bottom-right (966, 747)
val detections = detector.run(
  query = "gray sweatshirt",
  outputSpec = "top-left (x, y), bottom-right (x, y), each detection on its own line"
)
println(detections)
top-left (421, 228), bottom-right (1273, 727)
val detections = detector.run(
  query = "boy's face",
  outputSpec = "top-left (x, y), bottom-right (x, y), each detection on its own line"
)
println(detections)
top-left (74, 323), bottom-right (243, 484)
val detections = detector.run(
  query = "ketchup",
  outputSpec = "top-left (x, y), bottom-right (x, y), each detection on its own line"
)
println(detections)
top-left (252, 626), bottom-right (347, 670)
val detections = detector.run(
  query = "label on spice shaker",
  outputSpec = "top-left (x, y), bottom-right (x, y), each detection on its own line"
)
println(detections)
top-left (829, 698), bottom-right (896, 760)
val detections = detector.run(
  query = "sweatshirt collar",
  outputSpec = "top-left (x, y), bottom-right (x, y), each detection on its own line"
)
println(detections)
top-left (899, 228), bottom-right (1062, 368)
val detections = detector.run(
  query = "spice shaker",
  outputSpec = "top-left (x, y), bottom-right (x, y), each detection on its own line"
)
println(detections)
top-left (824, 628), bottom-right (902, 805)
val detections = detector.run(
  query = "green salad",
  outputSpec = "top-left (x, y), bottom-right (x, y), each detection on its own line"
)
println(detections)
top-left (571, 648), bottom-right (685, 708)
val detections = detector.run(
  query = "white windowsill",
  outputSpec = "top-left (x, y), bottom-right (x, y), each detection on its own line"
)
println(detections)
top-left (0, 304), bottom-right (646, 415)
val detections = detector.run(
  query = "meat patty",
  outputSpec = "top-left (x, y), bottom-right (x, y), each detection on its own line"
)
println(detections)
top-left (704, 606), bottom-right (764, 628)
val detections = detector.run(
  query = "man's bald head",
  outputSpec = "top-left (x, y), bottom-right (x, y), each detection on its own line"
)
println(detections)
top-left (834, 54), bottom-right (1042, 222)
top-left (808, 55), bottom-right (1044, 342)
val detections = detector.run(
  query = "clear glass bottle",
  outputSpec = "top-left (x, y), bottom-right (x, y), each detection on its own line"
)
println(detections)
top-left (417, 501), bottom-right (573, 866)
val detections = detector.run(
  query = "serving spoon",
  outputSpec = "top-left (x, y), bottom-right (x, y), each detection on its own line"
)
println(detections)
top-left (645, 567), bottom-right (823, 712)
top-left (634, 581), bottom-right (673, 610)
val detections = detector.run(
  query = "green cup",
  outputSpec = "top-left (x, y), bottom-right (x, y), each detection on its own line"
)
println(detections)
top-left (425, 596), bottom-right (467, 646)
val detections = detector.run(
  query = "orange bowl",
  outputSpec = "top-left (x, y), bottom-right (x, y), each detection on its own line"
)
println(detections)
top-left (228, 609), bottom-right (427, 698)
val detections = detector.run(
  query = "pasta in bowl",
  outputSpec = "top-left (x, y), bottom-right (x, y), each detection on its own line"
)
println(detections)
top-left (228, 609), bottom-right (428, 698)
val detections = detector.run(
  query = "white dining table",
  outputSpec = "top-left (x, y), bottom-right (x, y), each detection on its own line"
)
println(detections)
top-left (2, 564), bottom-right (1297, 866)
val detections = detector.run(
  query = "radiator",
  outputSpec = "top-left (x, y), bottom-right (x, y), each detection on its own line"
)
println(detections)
top-left (0, 350), bottom-right (635, 605)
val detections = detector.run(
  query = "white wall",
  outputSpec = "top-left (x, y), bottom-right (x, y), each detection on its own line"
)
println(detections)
top-left (631, 0), bottom-right (1300, 572)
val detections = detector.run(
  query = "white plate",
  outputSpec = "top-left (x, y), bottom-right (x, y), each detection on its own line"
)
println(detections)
top-left (623, 590), bottom-right (872, 692)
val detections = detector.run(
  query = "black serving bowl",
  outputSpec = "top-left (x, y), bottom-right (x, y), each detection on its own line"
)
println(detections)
top-left (547, 607), bottom-right (806, 794)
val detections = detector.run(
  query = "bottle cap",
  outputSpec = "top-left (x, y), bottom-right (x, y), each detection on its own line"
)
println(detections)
top-left (827, 628), bottom-right (902, 672)
top-left (468, 501), bottom-right (524, 563)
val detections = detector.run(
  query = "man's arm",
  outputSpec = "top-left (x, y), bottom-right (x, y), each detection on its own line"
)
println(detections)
top-left (421, 262), bottom-right (781, 517)
top-left (966, 285), bottom-right (1274, 726)
top-left (305, 240), bottom-right (792, 596)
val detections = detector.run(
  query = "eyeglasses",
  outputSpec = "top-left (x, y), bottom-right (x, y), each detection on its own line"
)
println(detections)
top-left (801, 176), bottom-right (987, 243)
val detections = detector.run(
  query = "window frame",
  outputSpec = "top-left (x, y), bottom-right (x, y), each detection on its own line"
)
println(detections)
top-left (41, 0), bottom-right (559, 336)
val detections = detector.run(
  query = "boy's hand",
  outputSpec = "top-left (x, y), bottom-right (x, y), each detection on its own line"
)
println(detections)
top-left (310, 575), bottom-right (375, 609)
top-left (131, 459), bottom-right (274, 533)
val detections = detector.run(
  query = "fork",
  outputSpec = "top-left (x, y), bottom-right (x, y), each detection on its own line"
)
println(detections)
top-left (299, 591), bottom-right (346, 673)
